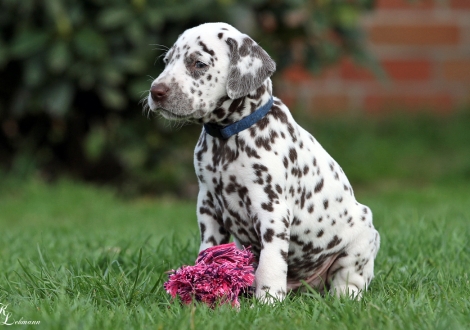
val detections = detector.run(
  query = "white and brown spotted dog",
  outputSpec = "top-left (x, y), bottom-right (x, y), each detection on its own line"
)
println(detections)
top-left (146, 22), bottom-right (380, 303)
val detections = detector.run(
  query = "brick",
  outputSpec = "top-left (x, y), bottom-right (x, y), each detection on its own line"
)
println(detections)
top-left (341, 59), bottom-right (431, 81)
top-left (443, 60), bottom-right (470, 81)
top-left (376, 0), bottom-right (434, 10)
top-left (364, 94), bottom-right (454, 113)
top-left (340, 59), bottom-right (375, 80)
top-left (311, 94), bottom-right (351, 113)
top-left (282, 64), bottom-right (314, 83)
top-left (382, 59), bottom-right (432, 81)
top-left (370, 25), bottom-right (460, 46)
top-left (449, 0), bottom-right (470, 9)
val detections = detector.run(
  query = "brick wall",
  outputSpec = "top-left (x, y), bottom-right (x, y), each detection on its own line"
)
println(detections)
top-left (279, 0), bottom-right (470, 114)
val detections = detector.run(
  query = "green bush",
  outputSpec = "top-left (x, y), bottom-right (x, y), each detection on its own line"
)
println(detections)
top-left (0, 0), bottom-right (377, 196)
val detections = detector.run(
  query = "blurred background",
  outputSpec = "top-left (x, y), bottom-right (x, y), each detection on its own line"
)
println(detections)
top-left (1, 0), bottom-right (469, 199)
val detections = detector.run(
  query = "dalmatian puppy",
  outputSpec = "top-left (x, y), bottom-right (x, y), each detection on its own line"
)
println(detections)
top-left (146, 22), bottom-right (380, 303)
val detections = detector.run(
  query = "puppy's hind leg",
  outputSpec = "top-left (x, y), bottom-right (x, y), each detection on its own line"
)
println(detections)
top-left (327, 229), bottom-right (380, 299)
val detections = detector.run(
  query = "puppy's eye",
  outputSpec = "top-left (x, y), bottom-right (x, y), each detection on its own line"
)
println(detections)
top-left (195, 61), bottom-right (208, 69)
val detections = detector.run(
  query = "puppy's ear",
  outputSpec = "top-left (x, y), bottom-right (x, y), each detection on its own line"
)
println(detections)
top-left (225, 36), bottom-right (276, 99)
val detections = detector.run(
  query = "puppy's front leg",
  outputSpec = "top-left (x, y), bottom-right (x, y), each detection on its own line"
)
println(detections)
top-left (197, 188), bottom-right (230, 252)
top-left (254, 208), bottom-right (291, 303)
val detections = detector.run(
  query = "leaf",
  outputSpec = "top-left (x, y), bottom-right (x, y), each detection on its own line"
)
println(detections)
top-left (98, 85), bottom-right (127, 110)
top-left (97, 7), bottom-right (133, 29)
top-left (305, 45), bottom-right (321, 73)
top-left (0, 38), bottom-right (7, 68)
top-left (119, 146), bottom-right (147, 168)
top-left (320, 41), bottom-right (341, 64)
top-left (69, 61), bottom-right (96, 89)
top-left (43, 81), bottom-right (74, 116)
top-left (353, 50), bottom-right (388, 81)
top-left (333, 5), bottom-right (359, 28)
top-left (115, 55), bottom-right (146, 74)
top-left (24, 56), bottom-right (46, 87)
top-left (74, 28), bottom-right (108, 60)
top-left (144, 9), bottom-right (164, 28)
top-left (128, 78), bottom-right (150, 101)
top-left (125, 21), bottom-right (145, 45)
top-left (85, 126), bottom-right (107, 161)
top-left (10, 29), bottom-right (50, 58)
top-left (311, 10), bottom-right (329, 34)
top-left (48, 41), bottom-right (72, 73)
top-left (100, 64), bottom-right (124, 86)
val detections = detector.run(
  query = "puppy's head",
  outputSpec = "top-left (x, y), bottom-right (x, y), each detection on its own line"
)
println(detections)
top-left (147, 22), bottom-right (276, 121)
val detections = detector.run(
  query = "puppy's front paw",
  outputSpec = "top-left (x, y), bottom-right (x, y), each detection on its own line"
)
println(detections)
top-left (255, 286), bottom-right (286, 305)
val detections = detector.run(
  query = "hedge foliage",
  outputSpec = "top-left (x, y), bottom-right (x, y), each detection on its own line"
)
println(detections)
top-left (0, 0), bottom-right (376, 196)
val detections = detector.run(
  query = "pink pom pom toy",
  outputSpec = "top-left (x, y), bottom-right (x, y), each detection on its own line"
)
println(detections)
top-left (164, 242), bottom-right (255, 308)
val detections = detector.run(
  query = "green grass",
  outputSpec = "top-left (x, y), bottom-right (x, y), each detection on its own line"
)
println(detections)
top-left (0, 178), bottom-right (469, 329)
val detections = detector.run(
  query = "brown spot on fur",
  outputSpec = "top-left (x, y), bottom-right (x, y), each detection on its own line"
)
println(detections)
top-left (263, 228), bottom-right (275, 242)
top-left (327, 235), bottom-right (342, 249)
top-left (314, 178), bottom-right (324, 193)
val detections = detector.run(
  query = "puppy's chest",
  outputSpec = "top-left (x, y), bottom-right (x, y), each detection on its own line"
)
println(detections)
top-left (195, 135), bottom-right (241, 184)
top-left (195, 135), bottom-right (257, 210)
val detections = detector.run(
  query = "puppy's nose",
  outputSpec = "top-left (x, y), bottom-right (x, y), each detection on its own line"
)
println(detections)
top-left (150, 83), bottom-right (169, 102)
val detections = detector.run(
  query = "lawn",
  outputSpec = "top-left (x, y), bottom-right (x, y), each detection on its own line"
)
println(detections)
top-left (0, 180), bottom-right (469, 329)
top-left (1, 112), bottom-right (470, 329)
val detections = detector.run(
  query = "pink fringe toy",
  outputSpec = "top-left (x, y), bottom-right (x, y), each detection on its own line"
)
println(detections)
top-left (164, 242), bottom-right (255, 308)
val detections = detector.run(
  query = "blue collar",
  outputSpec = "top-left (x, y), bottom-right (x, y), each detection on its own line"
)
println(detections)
top-left (204, 97), bottom-right (274, 139)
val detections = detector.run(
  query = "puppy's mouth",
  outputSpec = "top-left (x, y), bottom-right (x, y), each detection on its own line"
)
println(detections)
top-left (158, 107), bottom-right (193, 120)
